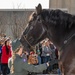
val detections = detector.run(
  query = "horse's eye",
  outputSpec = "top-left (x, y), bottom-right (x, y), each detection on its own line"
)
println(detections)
top-left (25, 35), bottom-right (27, 38)
top-left (38, 18), bottom-right (40, 21)
top-left (38, 19), bottom-right (42, 23)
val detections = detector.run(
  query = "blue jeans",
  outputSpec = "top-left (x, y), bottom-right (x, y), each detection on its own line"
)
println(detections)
top-left (44, 56), bottom-right (51, 73)
top-left (41, 56), bottom-right (45, 64)
top-left (1, 63), bottom-right (10, 75)
top-left (57, 68), bottom-right (62, 75)
top-left (37, 56), bottom-right (41, 64)
top-left (44, 56), bottom-right (51, 63)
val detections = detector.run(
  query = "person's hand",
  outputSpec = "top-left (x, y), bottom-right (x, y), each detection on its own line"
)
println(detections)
top-left (47, 59), bottom-right (58, 66)
top-left (46, 62), bottom-right (50, 67)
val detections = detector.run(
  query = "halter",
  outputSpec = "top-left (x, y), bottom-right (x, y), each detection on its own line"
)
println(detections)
top-left (23, 18), bottom-right (47, 51)
top-left (23, 35), bottom-right (35, 51)
top-left (23, 14), bottom-right (75, 57)
top-left (23, 25), bottom-right (46, 51)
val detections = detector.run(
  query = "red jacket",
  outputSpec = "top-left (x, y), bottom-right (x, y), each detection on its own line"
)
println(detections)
top-left (1, 45), bottom-right (12, 64)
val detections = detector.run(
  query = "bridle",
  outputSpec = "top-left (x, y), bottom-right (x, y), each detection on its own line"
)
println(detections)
top-left (23, 24), bottom-right (47, 51)
top-left (23, 16), bottom-right (47, 51)
top-left (23, 35), bottom-right (35, 50)
top-left (22, 15), bottom-right (75, 66)
top-left (23, 14), bottom-right (75, 54)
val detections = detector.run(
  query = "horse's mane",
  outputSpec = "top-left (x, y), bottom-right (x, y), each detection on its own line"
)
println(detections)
top-left (29, 12), bottom-right (35, 22)
top-left (40, 9), bottom-right (75, 31)
top-left (29, 9), bottom-right (75, 34)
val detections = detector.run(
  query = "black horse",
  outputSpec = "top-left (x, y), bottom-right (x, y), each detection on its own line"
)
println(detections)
top-left (20, 4), bottom-right (75, 75)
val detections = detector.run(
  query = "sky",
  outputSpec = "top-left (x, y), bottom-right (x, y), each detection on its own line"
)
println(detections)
top-left (0, 0), bottom-right (49, 9)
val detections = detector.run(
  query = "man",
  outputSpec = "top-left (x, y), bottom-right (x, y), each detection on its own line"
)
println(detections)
top-left (42, 40), bottom-right (52, 63)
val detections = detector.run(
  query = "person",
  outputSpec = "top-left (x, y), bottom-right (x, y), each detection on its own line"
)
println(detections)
top-left (1, 39), bottom-right (12, 75)
top-left (49, 44), bottom-right (56, 60)
top-left (0, 40), bottom-right (4, 59)
top-left (41, 41), bottom-right (46, 64)
top-left (0, 39), bottom-right (4, 74)
top-left (42, 40), bottom-right (52, 63)
top-left (36, 47), bottom-right (41, 64)
top-left (0, 41), bottom-right (2, 74)
top-left (8, 39), bottom-right (50, 75)
top-left (28, 51), bottom-right (38, 65)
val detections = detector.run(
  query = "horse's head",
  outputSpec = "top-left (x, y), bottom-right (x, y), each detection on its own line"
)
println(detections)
top-left (20, 4), bottom-right (47, 51)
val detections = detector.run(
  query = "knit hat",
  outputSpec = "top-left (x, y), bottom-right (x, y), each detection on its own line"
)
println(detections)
top-left (12, 39), bottom-right (21, 51)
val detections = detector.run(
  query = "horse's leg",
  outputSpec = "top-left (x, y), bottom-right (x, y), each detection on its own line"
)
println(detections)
top-left (59, 61), bottom-right (65, 75)
top-left (61, 65), bottom-right (65, 75)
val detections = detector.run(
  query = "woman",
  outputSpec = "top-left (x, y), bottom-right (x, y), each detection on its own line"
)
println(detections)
top-left (1, 39), bottom-right (12, 75)
top-left (28, 51), bottom-right (38, 65)
top-left (36, 47), bottom-right (41, 64)
top-left (8, 39), bottom-right (50, 75)
top-left (0, 39), bottom-right (4, 74)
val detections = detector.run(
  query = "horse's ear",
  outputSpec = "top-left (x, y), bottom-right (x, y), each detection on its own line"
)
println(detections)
top-left (36, 3), bottom-right (42, 14)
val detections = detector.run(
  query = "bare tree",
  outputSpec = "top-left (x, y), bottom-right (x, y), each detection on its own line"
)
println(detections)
top-left (11, 12), bottom-right (27, 39)
top-left (17, 3), bottom-right (22, 9)
top-left (0, 16), bottom-right (6, 34)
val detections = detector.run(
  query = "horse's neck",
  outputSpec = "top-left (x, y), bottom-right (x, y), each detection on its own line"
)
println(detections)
top-left (45, 10), bottom-right (75, 47)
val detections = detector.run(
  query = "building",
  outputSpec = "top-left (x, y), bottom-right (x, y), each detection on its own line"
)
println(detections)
top-left (0, 9), bottom-right (34, 40)
top-left (49, 0), bottom-right (75, 14)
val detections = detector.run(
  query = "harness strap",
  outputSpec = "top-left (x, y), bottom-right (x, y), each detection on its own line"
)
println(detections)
top-left (59, 33), bottom-right (75, 51)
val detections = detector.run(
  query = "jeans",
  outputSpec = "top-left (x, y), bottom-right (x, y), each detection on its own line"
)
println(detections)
top-left (45, 56), bottom-right (51, 63)
top-left (37, 56), bottom-right (41, 64)
top-left (41, 56), bottom-right (45, 64)
top-left (1, 63), bottom-right (9, 75)
top-left (57, 69), bottom-right (62, 75)
top-left (42, 56), bottom-right (51, 73)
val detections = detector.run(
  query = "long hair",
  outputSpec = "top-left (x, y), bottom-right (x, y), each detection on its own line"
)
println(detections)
top-left (5, 39), bottom-right (10, 55)
top-left (11, 45), bottom-right (23, 74)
